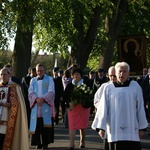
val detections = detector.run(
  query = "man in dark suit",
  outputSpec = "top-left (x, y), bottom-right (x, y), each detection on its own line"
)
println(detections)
top-left (137, 67), bottom-right (149, 119)
top-left (22, 67), bottom-right (37, 127)
top-left (93, 69), bottom-right (108, 94)
top-left (53, 67), bottom-right (64, 125)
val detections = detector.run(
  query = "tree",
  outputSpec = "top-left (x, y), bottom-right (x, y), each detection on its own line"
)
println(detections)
top-left (11, 0), bottom-right (36, 78)
top-left (0, 50), bottom-right (13, 67)
top-left (88, 0), bottom-right (150, 71)
top-left (33, 1), bottom-right (104, 69)
top-left (119, 0), bottom-right (150, 67)
top-left (98, 0), bottom-right (128, 71)
top-left (0, 0), bottom-right (150, 78)
top-left (0, 1), bottom-right (15, 50)
top-left (71, 4), bottom-right (102, 69)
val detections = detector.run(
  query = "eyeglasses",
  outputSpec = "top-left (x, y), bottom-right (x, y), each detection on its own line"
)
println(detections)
top-left (109, 75), bottom-right (116, 77)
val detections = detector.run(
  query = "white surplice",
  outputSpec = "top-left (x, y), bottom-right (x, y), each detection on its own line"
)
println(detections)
top-left (94, 81), bottom-right (110, 108)
top-left (91, 80), bottom-right (148, 142)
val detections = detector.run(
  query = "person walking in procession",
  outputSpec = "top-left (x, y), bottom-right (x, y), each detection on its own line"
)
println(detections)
top-left (92, 62), bottom-right (148, 150)
top-left (28, 63), bottom-right (55, 149)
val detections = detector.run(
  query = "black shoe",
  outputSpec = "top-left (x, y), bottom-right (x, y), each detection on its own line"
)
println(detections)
top-left (69, 147), bottom-right (74, 150)
top-left (79, 145), bottom-right (85, 148)
top-left (36, 145), bottom-right (42, 149)
top-left (55, 121), bottom-right (58, 125)
top-left (42, 145), bottom-right (48, 149)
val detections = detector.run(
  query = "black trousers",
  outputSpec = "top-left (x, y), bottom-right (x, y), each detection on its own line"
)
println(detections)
top-left (0, 134), bottom-right (5, 150)
top-left (104, 139), bottom-right (109, 150)
top-left (109, 141), bottom-right (141, 150)
top-left (54, 100), bottom-right (60, 124)
top-left (31, 117), bottom-right (54, 146)
top-left (55, 99), bottom-right (66, 124)
top-left (61, 101), bottom-right (66, 117)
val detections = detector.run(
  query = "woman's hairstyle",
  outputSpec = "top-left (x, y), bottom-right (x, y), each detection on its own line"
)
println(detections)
top-left (72, 68), bottom-right (83, 78)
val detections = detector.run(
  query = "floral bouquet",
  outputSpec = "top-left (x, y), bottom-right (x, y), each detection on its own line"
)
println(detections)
top-left (70, 83), bottom-right (93, 108)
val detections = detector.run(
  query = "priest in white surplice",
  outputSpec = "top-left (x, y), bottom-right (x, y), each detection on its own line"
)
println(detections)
top-left (92, 62), bottom-right (148, 150)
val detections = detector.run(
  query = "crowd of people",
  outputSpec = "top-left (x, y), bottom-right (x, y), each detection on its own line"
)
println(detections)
top-left (0, 62), bottom-right (149, 150)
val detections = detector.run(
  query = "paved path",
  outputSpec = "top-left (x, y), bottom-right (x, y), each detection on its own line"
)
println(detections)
top-left (30, 115), bottom-right (150, 150)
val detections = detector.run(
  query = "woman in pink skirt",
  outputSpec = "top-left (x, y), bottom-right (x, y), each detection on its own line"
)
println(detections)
top-left (63, 68), bottom-right (91, 150)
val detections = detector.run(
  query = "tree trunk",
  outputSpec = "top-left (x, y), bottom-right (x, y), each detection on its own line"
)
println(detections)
top-left (12, 29), bottom-right (33, 79)
top-left (12, 1), bottom-right (34, 79)
top-left (99, 0), bottom-right (128, 71)
top-left (31, 50), bottom-right (39, 65)
top-left (72, 6), bottom-right (102, 70)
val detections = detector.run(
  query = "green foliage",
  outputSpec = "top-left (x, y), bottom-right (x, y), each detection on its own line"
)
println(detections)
top-left (119, 0), bottom-right (150, 66)
top-left (0, 50), bottom-right (13, 66)
top-left (33, 0), bottom-right (116, 56)
top-left (87, 53), bottom-right (99, 71)
top-left (0, 0), bottom-right (150, 71)
top-left (0, 1), bottom-right (15, 50)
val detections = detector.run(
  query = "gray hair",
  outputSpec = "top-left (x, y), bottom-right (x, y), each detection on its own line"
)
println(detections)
top-left (115, 62), bottom-right (130, 72)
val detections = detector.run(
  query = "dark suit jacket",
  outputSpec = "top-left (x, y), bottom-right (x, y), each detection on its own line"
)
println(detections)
top-left (63, 82), bottom-right (74, 108)
top-left (137, 75), bottom-right (149, 101)
top-left (11, 76), bottom-right (22, 85)
top-left (63, 79), bottom-right (91, 108)
top-left (53, 76), bottom-right (64, 101)
top-left (93, 76), bottom-right (108, 94)
top-left (22, 76), bottom-right (31, 91)
top-left (22, 76), bottom-right (31, 99)
top-left (11, 76), bottom-right (24, 95)
top-left (21, 75), bottom-right (32, 127)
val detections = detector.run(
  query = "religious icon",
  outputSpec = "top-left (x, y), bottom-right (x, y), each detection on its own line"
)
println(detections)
top-left (0, 87), bottom-right (9, 103)
top-left (0, 87), bottom-right (10, 134)
top-left (117, 35), bottom-right (147, 75)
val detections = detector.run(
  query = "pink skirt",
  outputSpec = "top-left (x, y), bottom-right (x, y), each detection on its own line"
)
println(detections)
top-left (68, 103), bottom-right (91, 130)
